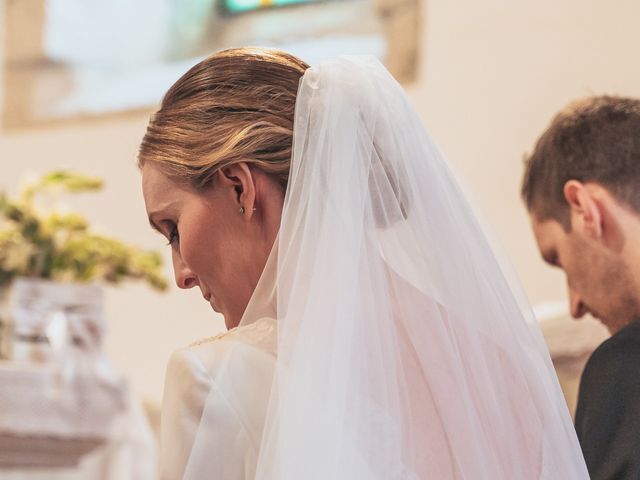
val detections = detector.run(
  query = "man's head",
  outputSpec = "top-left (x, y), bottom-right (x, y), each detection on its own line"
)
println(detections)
top-left (522, 96), bottom-right (640, 333)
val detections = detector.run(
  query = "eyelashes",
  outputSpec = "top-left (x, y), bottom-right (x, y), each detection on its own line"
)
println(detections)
top-left (166, 224), bottom-right (179, 246)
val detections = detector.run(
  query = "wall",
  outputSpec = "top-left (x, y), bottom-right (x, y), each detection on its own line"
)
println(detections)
top-left (1, 0), bottom-right (639, 402)
top-left (411, 0), bottom-right (640, 304)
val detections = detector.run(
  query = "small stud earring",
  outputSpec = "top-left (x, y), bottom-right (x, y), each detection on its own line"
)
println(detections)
top-left (239, 206), bottom-right (245, 214)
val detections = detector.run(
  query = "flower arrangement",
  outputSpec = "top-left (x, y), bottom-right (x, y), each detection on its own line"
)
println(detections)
top-left (0, 170), bottom-right (167, 291)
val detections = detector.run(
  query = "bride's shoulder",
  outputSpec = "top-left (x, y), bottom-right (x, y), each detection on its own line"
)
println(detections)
top-left (161, 318), bottom-right (278, 478)
top-left (169, 317), bottom-right (277, 382)
top-left (163, 317), bottom-right (277, 419)
top-left (188, 317), bottom-right (277, 355)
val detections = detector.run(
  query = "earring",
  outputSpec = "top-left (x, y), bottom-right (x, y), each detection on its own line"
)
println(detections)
top-left (239, 206), bottom-right (245, 214)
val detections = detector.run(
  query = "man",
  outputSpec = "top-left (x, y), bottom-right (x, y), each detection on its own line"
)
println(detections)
top-left (521, 96), bottom-right (640, 479)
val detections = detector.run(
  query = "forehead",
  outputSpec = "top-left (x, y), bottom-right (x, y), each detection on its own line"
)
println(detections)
top-left (142, 163), bottom-right (184, 200)
top-left (142, 163), bottom-right (190, 213)
top-left (530, 216), bottom-right (565, 250)
top-left (142, 162), bottom-right (172, 193)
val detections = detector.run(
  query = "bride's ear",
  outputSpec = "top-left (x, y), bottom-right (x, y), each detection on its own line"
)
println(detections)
top-left (219, 163), bottom-right (256, 218)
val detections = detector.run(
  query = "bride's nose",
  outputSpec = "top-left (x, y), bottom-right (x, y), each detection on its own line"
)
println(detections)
top-left (173, 253), bottom-right (199, 289)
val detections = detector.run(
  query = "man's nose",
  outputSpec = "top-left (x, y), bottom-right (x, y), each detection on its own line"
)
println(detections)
top-left (568, 287), bottom-right (587, 319)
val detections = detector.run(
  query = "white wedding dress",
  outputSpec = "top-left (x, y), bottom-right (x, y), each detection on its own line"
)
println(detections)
top-left (160, 318), bottom-right (276, 480)
top-left (159, 55), bottom-right (588, 479)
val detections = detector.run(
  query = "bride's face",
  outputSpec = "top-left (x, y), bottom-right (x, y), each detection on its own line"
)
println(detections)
top-left (142, 162), bottom-right (284, 329)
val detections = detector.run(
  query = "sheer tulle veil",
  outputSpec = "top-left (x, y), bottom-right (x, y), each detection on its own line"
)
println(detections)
top-left (210, 56), bottom-right (588, 478)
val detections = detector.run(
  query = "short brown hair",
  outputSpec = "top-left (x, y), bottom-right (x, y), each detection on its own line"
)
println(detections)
top-left (138, 47), bottom-right (309, 190)
top-left (521, 96), bottom-right (640, 228)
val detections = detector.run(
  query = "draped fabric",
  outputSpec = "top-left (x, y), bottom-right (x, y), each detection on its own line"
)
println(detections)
top-left (179, 56), bottom-right (588, 479)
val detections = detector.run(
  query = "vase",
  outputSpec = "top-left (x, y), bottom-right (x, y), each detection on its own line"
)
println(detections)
top-left (0, 277), bottom-right (127, 469)
top-left (4, 277), bottom-right (105, 362)
top-left (0, 288), bottom-right (9, 361)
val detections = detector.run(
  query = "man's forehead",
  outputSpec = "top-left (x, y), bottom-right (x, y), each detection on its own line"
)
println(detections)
top-left (530, 215), bottom-right (562, 248)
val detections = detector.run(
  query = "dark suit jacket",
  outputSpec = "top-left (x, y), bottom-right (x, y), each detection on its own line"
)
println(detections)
top-left (574, 319), bottom-right (640, 479)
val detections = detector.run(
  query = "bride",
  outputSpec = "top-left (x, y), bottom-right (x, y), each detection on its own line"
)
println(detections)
top-left (140, 47), bottom-right (588, 479)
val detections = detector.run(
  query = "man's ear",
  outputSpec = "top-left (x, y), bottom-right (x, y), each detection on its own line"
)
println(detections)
top-left (218, 162), bottom-right (256, 218)
top-left (563, 180), bottom-right (602, 239)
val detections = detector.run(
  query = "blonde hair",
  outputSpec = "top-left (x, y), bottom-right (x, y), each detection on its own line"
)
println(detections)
top-left (138, 47), bottom-right (309, 190)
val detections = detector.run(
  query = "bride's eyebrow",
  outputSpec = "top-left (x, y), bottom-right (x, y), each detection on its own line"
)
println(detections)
top-left (147, 214), bottom-right (163, 233)
top-left (147, 199), bottom-right (180, 233)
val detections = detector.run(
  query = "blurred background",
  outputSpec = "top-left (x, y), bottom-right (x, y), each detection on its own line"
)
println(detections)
top-left (1, 0), bottom-right (637, 413)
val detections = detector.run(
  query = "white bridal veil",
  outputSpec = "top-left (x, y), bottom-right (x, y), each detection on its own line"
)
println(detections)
top-left (191, 56), bottom-right (588, 479)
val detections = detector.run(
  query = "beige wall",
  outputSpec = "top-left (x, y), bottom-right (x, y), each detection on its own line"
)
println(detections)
top-left (1, 0), bottom-right (639, 402)
top-left (410, 0), bottom-right (640, 304)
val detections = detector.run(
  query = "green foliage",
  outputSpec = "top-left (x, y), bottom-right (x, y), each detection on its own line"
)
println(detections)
top-left (0, 171), bottom-right (168, 291)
